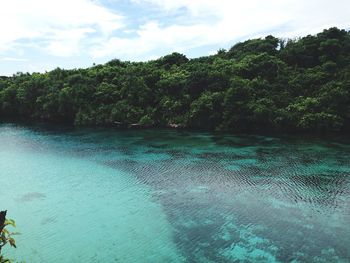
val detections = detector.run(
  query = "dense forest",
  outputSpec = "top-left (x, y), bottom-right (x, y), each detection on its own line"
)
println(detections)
top-left (0, 27), bottom-right (349, 133)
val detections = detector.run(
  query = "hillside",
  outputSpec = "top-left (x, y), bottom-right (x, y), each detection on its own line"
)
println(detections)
top-left (1, 27), bottom-right (349, 133)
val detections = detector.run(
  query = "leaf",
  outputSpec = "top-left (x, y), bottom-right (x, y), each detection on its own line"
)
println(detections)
top-left (8, 238), bottom-right (16, 248)
top-left (1, 234), bottom-right (7, 243)
top-left (4, 220), bottom-right (16, 228)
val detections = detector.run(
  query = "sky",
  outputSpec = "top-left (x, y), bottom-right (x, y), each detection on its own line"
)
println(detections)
top-left (0, 0), bottom-right (349, 76)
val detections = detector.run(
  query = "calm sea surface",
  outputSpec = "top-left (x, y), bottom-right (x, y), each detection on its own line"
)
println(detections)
top-left (0, 124), bottom-right (349, 262)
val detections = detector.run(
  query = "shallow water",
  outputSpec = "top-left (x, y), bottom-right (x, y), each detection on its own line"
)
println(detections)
top-left (0, 124), bottom-right (349, 262)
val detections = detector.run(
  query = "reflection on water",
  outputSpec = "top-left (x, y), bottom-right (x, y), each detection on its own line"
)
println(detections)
top-left (0, 123), bottom-right (349, 262)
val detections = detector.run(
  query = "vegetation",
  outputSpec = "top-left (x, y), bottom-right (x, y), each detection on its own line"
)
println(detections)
top-left (0, 211), bottom-right (17, 263)
top-left (1, 27), bottom-right (349, 133)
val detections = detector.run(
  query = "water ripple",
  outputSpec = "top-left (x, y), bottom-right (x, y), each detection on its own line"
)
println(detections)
top-left (1, 124), bottom-right (349, 262)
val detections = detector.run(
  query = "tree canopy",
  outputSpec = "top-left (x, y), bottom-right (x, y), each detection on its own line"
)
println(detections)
top-left (1, 28), bottom-right (349, 133)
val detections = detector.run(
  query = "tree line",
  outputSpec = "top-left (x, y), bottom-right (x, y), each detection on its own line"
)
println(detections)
top-left (1, 27), bottom-right (349, 133)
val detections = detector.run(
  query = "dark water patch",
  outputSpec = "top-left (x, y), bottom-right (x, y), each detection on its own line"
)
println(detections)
top-left (16, 192), bottom-right (46, 202)
top-left (40, 217), bottom-right (57, 225)
top-left (149, 143), bottom-right (171, 149)
top-left (102, 153), bottom-right (350, 262)
top-left (196, 151), bottom-right (245, 161)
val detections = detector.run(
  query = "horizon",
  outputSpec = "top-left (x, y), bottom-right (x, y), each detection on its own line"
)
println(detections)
top-left (0, 0), bottom-right (349, 76)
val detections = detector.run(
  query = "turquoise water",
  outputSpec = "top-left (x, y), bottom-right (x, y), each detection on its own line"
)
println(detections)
top-left (0, 124), bottom-right (349, 262)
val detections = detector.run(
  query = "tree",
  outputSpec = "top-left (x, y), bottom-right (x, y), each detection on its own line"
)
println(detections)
top-left (187, 92), bottom-right (224, 129)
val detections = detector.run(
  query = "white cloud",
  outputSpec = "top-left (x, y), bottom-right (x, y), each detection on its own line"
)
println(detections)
top-left (93, 0), bottom-right (350, 60)
top-left (0, 57), bottom-right (28, 62)
top-left (45, 27), bottom-right (96, 57)
top-left (91, 21), bottom-right (209, 58)
top-left (0, 0), bottom-right (349, 74)
top-left (0, 0), bottom-right (124, 56)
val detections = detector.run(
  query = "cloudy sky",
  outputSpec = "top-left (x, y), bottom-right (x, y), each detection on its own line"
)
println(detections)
top-left (0, 0), bottom-right (349, 75)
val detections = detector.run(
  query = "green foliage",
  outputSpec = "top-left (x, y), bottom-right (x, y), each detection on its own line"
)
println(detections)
top-left (0, 27), bottom-right (349, 133)
top-left (0, 211), bottom-right (19, 263)
top-left (187, 91), bottom-right (224, 129)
